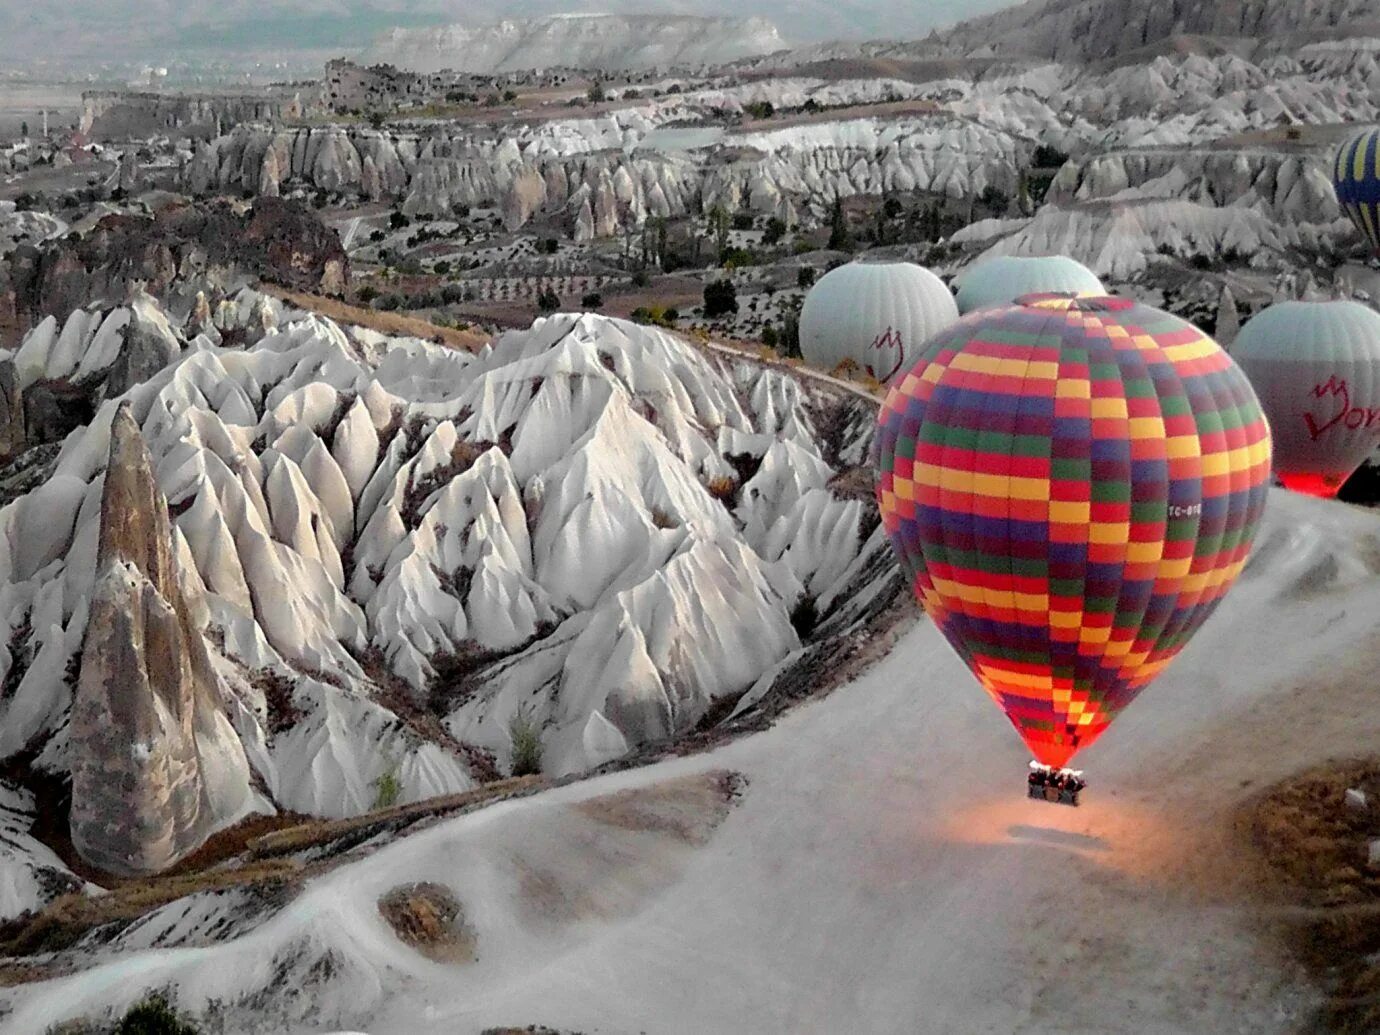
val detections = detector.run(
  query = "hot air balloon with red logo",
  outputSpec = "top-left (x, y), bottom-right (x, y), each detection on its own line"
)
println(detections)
top-left (873, 293), bottom-right (1273, 804)
top-left (1231, 300), bottom-right (1380, 499)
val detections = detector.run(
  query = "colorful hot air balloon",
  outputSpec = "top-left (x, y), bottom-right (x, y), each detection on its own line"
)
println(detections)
top-left (1334, 127), bottom-right (1380, 256)
top-left (874, 294), bottom-right (1272, 774)
top-left (1232, 300), bottom-right (1380, 498)
top-left (799, 261), bottom-right (959, 384)
top-left (953, 255), bottom-right (1105, 315)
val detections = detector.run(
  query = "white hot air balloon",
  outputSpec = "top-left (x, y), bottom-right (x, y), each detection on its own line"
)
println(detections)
top-left (1232, 299), bottom-right (1380, 498)
top-left (798, 260), bottom-right (959, 383)
top-left (954, 255), bottom-right (1105, 315)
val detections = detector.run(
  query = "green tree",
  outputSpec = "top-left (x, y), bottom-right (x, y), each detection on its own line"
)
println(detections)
top-left (708, 205), bottom-right (730, 256)
top-left (780, 311), bottom-right (801, 359)
top-left (704, 279), bottom-right (738, 318)
top-left (797, 266), bottom-right (817, 289)
top-left (827, 194), bottom-right (852, 252)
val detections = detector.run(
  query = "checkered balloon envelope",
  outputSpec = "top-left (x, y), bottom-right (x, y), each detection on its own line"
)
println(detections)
top-left (873, 292), bottom-right (1273, 771)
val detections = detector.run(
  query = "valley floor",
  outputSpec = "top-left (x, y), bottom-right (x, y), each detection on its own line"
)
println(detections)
top-left (7, 489), bottom-right (1380, 1033)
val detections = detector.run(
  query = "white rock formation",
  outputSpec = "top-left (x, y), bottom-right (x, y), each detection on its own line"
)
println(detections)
top-left (0, 293), bottom-right (886, 809)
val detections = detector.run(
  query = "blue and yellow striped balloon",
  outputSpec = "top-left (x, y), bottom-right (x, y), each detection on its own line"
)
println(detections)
top-left (1334, 127), bottom-right (1380, 256)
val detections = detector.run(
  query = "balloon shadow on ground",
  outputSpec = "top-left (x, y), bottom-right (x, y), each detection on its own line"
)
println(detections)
top-left (1007, 825), bottom-right (1111, 852)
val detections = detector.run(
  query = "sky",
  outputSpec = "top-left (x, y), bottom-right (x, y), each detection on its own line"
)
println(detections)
top-left (0, 0), bottom-right (1023, 74)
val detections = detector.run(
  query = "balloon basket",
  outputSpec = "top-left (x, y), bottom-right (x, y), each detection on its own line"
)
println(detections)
top-left (1026, 761), bottom-right (1084, 807)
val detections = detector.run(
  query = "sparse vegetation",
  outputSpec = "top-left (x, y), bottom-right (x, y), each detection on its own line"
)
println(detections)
top-left (630, 305), bottom-right (678, 327)
top-left (112, 995), bottom-right (200, 1035)
top-left (372, 761), bottom-right (402, 810)
top-left (704, 475), bottom-right (739, 507)
top-left (508, 709), bottom-right (543, 777)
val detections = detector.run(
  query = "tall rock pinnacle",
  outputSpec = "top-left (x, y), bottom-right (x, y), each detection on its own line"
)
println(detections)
top-left (70, 402), bottom-right (254, 876)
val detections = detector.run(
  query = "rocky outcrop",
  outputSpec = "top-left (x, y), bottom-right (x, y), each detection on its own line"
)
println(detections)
top-left (69, 402), bottom-right (254, 877)
top-left (0, 363), bottom-right (24, 461)
top-left (1046, 148), bottom-right (1341, 226)
top-left (103, 295), bottom-right (181, 399)
top-left (189, 116), bottom-right (1023, 238)
top-left (4, 197), bottom-right (347, 337)
top-left (80, 89), bottom-right (302, 143)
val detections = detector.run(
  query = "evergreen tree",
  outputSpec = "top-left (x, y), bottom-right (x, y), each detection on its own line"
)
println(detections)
top-left (827, 194), bottom-right (851, 252)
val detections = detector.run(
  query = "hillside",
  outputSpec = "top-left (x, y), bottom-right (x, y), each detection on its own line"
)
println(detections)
top-left (363, 14), bottom-right (788, 74)
top-left (938, 0), bottom-right (1380, 62)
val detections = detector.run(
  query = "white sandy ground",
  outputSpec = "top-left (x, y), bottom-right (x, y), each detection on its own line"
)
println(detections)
top-left (6, 489), bottom-right (1380, 1034)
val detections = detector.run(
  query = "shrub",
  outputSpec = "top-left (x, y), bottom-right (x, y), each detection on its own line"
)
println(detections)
top-left (368, 229), bottom-right (385, 242)
top-left (441, 284), bottom-right (467, 304)
top-left (356, 284), bottom-right (379, 305)
top-left (508, 709), bottom-right (543, 776)
top-left (586, 78), bottom-right (606, 103)
top-left (631, 268), bottom-right (651, 288)
top-left (1033, 143), bottom-right (1070, 169)
top-left (503, 89), bottom-right (517, 102)
top-left (388, 211), bottom-right (410, 230)
top-left (372, 763), bottom-right (402, 810)
top-left (763, 217), bottom-right (787, 246)
top-left (538, 238), bottom-right (559, 255)
top-left (537, 289), bottom-right (560, 311)
top-left (705, 475), bottom-right (739, 506)
top-left (797, 266), bottom-right (817, 289)
top-left (732, 212), bottom-right (755, 231)
top-left (433, 261), bottom-right (450, 275)
top-left (743, 100), bottom-right (775, 120)
top-left (703, 279), bottom-right (738, 318)
top-left (581, 291), bottom-right (603, 309)
top-left (630, 305), bottom-right (675, 327)
top-left (720, 246), bottom-right (758, 268)
top-left (762, 324), bottom-right (779, 347)
top-left (376, 293), bottom-right (403, 311)
top-left (112, 995), bottom-right (200, 1035)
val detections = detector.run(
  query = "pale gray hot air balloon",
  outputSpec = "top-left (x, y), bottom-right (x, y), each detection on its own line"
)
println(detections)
top-left (954, 255), bottom-right (1105, 315)
top-left (1232, 299), bottom-right (1380, 498)
top-left (798, 260), bottom-right (959, 383)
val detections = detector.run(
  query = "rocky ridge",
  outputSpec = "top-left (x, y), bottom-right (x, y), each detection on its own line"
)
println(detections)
top-left (0, 291), bottom-right (893, 908)
top-left (364, 14), bottom-right (789, 75)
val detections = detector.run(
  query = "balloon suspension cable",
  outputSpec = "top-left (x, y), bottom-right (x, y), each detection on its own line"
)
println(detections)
top-left (1026, 761), bottom-right (1086, 807)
